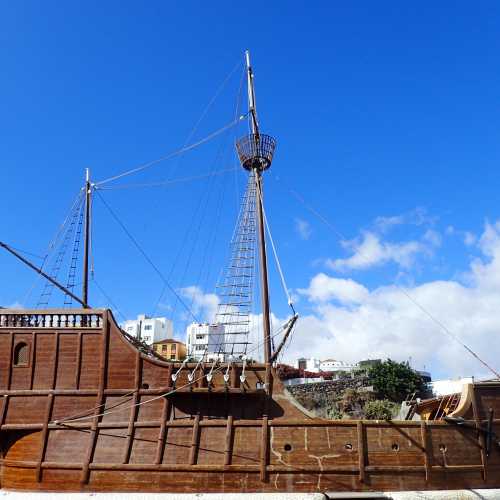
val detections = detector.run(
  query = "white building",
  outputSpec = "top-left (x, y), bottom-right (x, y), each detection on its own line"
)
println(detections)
top-left (122, 315), bottom-right (173, 346)
top-left (319, 359), bottom-right (359, 372)
top-left (296, 358), bottom-right (321, 373)
top-left (186, 323), bottom-right (225, 362)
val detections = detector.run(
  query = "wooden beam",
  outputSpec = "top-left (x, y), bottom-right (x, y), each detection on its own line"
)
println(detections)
top-left (36, 393), bottom-right (54, 482)
top-left (260, 415), bottom-right (269, 482)
top-left (224, 415), bottom-right (234, 466)
top-left (122, 352), bottom-right (141, 464)
top-left (74, 332), bottom-right (82, 389)
top-left (470, 384), bottom-right (488, 481)
top-left (357, 420), bottom-right (366, 483)
top-left (80, 313), bottom-right (109, 484)
top-left (154, 396), bottom-right (171, 465)
top-left (189, 413), bottom-right (200, 465)
top-left (420, 420), bottom-right (430, 482)
top-left (29, 331), bottom-right (37, 390)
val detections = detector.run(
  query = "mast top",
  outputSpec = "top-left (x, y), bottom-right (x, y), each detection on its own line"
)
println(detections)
top-left (236, 51), bottom-right (276, 172)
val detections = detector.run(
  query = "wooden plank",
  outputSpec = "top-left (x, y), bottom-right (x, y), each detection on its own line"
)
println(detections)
top-left (260, 415), bottom-right (269, 482)
top-left (51, 331), bottom-right (59, 390)
top-left (122, 351), bottom-right (141, 464)
top-left (189, 413), bottom-right (200, 465)
top-left (357, 420), bottom-right (366, 483)
top-left (80, 313), bottom-right (109, 484)
top-left (74, 332), bottom-right (82, 389)
top-left (7, 332), bottom-right (13, 390)
top-left (29, 331), bottom-right (37, 390)
top-left (471, 384), bottom-right (487, 481)
top-left (224, 414), bottom-right (234, 466)
top-left (154, 396), bottom-right (171, 465)
top-left (0, 395), bottom-right (9, 427)
top-left (35, 393), bottom-right (54, 482)
top-left (420, 420), bottom-right (430, 482)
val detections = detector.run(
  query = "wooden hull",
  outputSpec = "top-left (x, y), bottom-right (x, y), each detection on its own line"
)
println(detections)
top-left (0, 309), bottom-right (499, 493)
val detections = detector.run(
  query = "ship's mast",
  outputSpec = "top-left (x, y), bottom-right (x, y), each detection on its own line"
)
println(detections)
top-left (82, 168), bottom-right (91, 308)
top-left (236, 51), bottom-right (276, 394)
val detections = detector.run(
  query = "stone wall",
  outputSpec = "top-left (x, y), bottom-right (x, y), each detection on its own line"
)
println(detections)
top-left (286, 375), bottom-right (373, 419)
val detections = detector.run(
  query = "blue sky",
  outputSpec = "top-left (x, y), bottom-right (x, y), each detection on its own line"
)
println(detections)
top-left (2, 2), bottom-right (500, 378)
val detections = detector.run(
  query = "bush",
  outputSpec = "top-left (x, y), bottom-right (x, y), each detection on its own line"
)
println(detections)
top-left (368, 359), bottom-right (429, 403)
top-left (364, 399), bottom-right (398, 420)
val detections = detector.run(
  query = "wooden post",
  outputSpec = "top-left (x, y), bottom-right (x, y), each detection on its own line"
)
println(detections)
top-left (189, 413), bottom-right (200, 465)
top-left (420, 421), bottom-right (430, 482)
top-left (122, 352), bottom-right (142, 464)
top-left (81, 314), bottom-right (109, 484)
top-left (357, 421), bottom-right (366, 483)
top-left (471, 385), bottom-right (487, 481)
top-left (7, 332), bottom-right (13, 390)
top-left (154, 396), bottom-right (171, 465)
top-left (29, 332), bottom-right (37, 390)
top-left (51, 332), bottom-right (59, 390)
top-left (74, 332), bottom-right (82, 389)
top-left (224, 415), bottom-right (234, 466)
top-left (36, 393), bottom-right (54, 482)
top-left (260, 415), bottom-right (269, 482)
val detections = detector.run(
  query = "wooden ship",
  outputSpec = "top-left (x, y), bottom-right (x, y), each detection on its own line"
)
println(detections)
top-left (0, 51), bottom-right (499, 494)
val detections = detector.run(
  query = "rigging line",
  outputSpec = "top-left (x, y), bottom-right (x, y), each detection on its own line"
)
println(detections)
top-left (1, 244), bottom-right (44, 260)
top-left (95, 190), bottom-right (199, 323)
top-left (92, 278), bottom-right (127, 323)
top-left (257, 181), bottom-right (295, 312)
top-left (167, 57), bottom-right (244, 182)
top-left (96, 167), bottom-right (238, 191)
top-left (277, 176), bottom-right (500, 380)
top-left (94, 114), bottom-right (248, 187)
top-left (53, 320), bottom-right (287, 424)
top-left (22, 189), bottom-right (85, 306)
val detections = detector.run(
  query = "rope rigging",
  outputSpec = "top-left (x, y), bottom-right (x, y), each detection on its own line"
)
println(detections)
top-left (275, 176), bottom-right (500, 380)
top-left (94, 115), bottom-right (248, 187)
top-left (95, 189), bottom-right (200, 324)
top-left (52, 320), bottom-right (292, 426)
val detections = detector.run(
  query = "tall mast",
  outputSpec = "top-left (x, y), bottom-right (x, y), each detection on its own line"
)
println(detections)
top-left (236, 51), bottom-right (276, 395)
top-left (82, 168), bottom-right (91, 308)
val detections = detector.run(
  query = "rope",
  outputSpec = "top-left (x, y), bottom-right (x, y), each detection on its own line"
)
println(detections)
top-left (52, 320), bottom-right (288, 425)
top-left (256, 179), bottom-right (295, 313)
top-left (94, 115), bottom-right (247, 187)
top-left (95, 190), bottom-right (199, 323)
top-left (277, 177), bottom-right (500, 380)
top-left (92, 278), bottom-right (127, 323)
top-left (96, 167), bottom-right (238, 191)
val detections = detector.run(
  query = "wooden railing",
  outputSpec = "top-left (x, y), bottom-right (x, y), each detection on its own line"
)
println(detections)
top-left (0, 309), bottom-right (103, 329)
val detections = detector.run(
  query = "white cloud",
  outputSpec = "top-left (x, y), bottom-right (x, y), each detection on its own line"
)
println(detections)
top-left (294, 218), bottom-right (312, 240)
top-left (374, 207), bottom-right (436, 233)
top-left (180, 286), bottom-right (219, 323)
top-left (282, 221), bottom-right (500, 378)
top-left (298, 272), bottom-right (368, 304)
top-left (326, 231), bottom-right (425, 271)
top-left (464, 231), bottom-right (477, 246)
top-left (423, 229), bottom-right (442, 248)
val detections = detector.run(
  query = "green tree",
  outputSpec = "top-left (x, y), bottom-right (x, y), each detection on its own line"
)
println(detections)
top-left (364, 399), bottom-right (398, 420)
top-left (368, 359), bottom-right (428, 403)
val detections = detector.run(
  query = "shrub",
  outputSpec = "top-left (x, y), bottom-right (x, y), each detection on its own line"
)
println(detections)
top-left (368, 359), bottom-right (429, 402)
top-left (364, 399), bottom-right (398, 420)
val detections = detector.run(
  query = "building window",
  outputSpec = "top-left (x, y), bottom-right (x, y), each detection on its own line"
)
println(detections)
top-left (13, 342), bottom-right (29, 366)
top-left (144, 325), bottom-right (152, 331)
top-left (196, 334), bottom-right (205, 340)
top-left (171, 344), bottom-right (176, 353)
top-left (161, 345), bottom-right (168, 353)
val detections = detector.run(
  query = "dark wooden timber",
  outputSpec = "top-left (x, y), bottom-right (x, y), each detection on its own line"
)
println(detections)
top-left (420, 420), bottom-right (430, 482)
top-left (0, 307), bottom-right (499, 493)
top-left (471, 383), bottom-right (488, 481)
top-left (0, 241), bottom-right (88, 307)
top-left (82, 171), bottom-right (91, 308)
